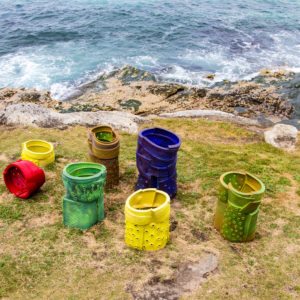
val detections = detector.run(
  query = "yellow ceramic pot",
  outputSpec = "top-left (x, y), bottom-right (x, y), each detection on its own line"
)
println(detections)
top-left (125, 188), bottom-right (170, 251)
top-left (21, 140), bottom-right (55, 167)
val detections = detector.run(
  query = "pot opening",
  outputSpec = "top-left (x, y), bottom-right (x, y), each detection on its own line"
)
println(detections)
top-left (5, 167), bottom-right (27, 191)
top-left (96, 131), bottom-right (114, 143)
top-left (27, 144), bottom-right (51, 154)
top-left (147, 134), bottom-right (174, 147)
top-left (222, 172), bottom-right (263, 193)
top-left (141, 128), bottom-right (180, 149)
top-left (143, 128), bottom-right (180, 148)
top-left (68, 166), bottom-right (103, 178)
top-left (129, 189), bottom-right (168, 211)
top-left (136, 206), bottom-right (157, 210)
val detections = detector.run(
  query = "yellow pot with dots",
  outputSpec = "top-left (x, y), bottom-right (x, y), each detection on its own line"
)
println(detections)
top-left (125, 188), bottom-right (170, 251)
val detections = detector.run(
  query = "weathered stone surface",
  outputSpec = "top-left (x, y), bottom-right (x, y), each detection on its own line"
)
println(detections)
top-left (264, 124), bottom-right (298, 151)
top-left (159, 110), bottom-right (263, 127)
top-left (207, 82), bottom-right (294, 118)
top-left (0, 88), bottom-right (18, 99)
top-left (0, 103), bottom-right (144, 133)
top-left (0, 67), bottom-right (298, 123)
top-left (0, 87), bottom-right (54, 110)
top-left (147, 84), bottom-right (207, 103)
top-left (279, 72), bottom-right (300, 119)
top-left (190, 87), bottom-right (207, 98)
top-left (118, 99), bottom-right (142, 112)
top-left (147, 84), bottom-right (186, 98)
top-left (117, 66), bottom-right (156, 84)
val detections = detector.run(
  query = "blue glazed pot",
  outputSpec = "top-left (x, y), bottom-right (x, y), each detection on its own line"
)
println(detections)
top-left (136, 127), bottom-right (181, 198)
top-left (136, 174), bottom-right (177, 199)
top-left (137, 145), bottom-right (177, 165)
top-left (138, 128), bottom-right (181, 161)
top-left (136, 152), bottom-right (177, 178)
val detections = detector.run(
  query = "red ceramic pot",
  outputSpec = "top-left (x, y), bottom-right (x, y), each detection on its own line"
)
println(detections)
top-left (3, 160), bottom-right (45, 199)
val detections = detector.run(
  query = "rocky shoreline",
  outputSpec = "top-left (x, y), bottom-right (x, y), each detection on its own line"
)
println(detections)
top-left (0, 66), bottom-right (299, 130)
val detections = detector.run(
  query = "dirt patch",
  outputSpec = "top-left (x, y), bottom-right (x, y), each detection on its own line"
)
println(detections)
top-left (175, 252), bottom-right (218, 293)
top-left (0, 153), bottom-right (10, 162)
top-left (0, 191), bottom-right (12, 204)
top-left (285, 243), bottom-right (300, 255)
top-left (0, 220), bottom-right (5, 229)
top-left (191, 229), bottom-right (209, 241)
top-left (270, 218), bottom-right (288, 237)
top-left (26, 213), bottom-right (60, 228)
top-left (170, 220), bottom-right (178, 232)
top-left (82, 232), bottom-right (99, 249)
top-left (128, 252), bottom-right (218, 299)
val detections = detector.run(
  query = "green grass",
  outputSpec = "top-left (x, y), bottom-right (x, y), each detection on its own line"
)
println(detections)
top-left (0, 119), bottom-right (299, 299)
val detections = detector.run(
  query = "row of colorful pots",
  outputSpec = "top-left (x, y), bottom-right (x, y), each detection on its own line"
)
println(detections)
top-left (61, 163), bottom-right (265, 246)
top-left (1, 125), bottom-right (266, 247)
top-left (86, 126), bottom-right (182, 198)
top-left (60, 161), bottom-right (171, 251)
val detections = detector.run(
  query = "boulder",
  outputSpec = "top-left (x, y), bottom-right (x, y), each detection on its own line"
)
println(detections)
top-left (0, 103), bottom-right (145, 134)
top-left (264, 124), bottom-right (298, 151)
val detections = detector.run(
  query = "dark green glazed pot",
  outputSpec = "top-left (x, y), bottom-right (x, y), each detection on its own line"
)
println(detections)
top-left (214, 171), bottom-right (265, 242)
top-left (62, 162), bottom-right (106, 203)
top-left (62, 162), bottom-right (106, 230)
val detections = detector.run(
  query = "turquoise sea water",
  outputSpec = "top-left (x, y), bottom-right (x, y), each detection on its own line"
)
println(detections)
top-left (0, 0), bottom-right (299, 99)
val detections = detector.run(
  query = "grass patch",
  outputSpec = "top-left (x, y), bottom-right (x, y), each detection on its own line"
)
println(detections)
top-left (177, 191), bottom-right (202, 207)
top-left (0, 204), bottom-right (23, 221)
top-left (0, 119), bottom-right (299, 299)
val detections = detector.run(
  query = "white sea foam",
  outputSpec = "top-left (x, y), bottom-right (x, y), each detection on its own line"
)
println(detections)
top-left (158, 30), bottom-right (300, 86)
top-left (0, 29), bottom-right (299, 100)
top-left (0, 48), bottom-right (73, 91)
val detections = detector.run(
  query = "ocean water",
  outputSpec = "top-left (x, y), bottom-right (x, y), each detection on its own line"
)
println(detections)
top-left (0, 0), bottom-right (300, 99)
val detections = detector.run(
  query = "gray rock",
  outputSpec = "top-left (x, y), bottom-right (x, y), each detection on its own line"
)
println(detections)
top-left (175, 252), bottom-right (218, 293)
top-left (0, 103), bottom-right (145, 133)
top-left (264, 124), bottom-right (298, 151)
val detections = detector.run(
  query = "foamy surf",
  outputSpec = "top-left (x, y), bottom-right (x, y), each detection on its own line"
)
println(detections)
top-left (0, 0), bottom-right (299, 100)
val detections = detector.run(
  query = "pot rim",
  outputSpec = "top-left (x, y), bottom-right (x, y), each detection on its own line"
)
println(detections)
top-left (22, 140), bottom-right (54, 157)
top-left (90, 125), bottom-right (120, 146)
top-left (139, 127), bottom-right (181, 151)
top-left (220, 171), bottom-right (265, 196)
top-left (126, 188), bottom-right (170, 213)
top-left (63, 162), bottom-right (106, 182)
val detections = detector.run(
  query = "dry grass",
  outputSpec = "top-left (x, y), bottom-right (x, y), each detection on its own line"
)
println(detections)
top-left (0, 119), bottom-right (299, 299)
